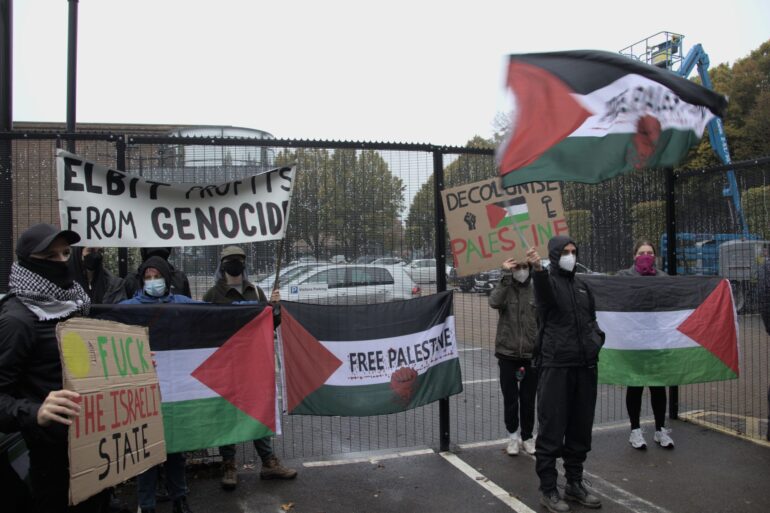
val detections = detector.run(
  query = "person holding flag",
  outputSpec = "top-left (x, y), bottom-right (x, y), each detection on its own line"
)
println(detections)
top-left (488, 257), bottom-right (538, 456)
top-left (202, 246), bottom-right (296, 490)
top-left (526, 238), bottom-right (604, 513)
top-left (617, 240), bottom-right (674, 450)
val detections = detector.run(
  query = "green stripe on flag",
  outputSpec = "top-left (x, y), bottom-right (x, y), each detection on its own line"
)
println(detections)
top-left (511, 212), bottom-right (530, 223)
top-left (598, 346), bottom-right (737, 386)
top-left (291, 359), bottom-right (463, 416)
top-left (162, 397), bottom-right (274, 453)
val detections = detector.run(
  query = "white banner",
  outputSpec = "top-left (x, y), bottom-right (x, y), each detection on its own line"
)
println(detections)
top-left (57, 150), bottom-right (295, 247)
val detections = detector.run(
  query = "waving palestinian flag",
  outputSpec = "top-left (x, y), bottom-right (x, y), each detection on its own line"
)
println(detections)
top-left (579, 275), bottom-right (739, 386)
top-left (278, 292), bottom-right (462, 416)
top-left (91, 304), bottom-right (277, 453)
top-left (498, 50), bottom-right (728, 186)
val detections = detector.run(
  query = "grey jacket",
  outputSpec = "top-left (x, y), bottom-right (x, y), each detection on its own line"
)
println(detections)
top-left (488, 271), bottom-right (537, 360)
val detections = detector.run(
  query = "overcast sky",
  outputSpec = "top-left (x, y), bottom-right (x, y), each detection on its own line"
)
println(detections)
top-left (13, 0), bottom-right (770, 147)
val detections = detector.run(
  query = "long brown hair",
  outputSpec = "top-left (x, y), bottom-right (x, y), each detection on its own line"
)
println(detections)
top-left (633, 239), bottom-right (657, 256)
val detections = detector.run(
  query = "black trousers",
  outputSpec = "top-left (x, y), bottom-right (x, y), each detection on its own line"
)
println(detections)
top-left (626, 386), bottom-right (667, 430)
top-left (498, 358), bottom-right (537, 439)
top-left (535, 366), bottom-right (597, 493)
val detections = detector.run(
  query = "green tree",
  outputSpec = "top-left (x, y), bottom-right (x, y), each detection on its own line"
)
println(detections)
top-left (630, 201), bottom-right (666, 244)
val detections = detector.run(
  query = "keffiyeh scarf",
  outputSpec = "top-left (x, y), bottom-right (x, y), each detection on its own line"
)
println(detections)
top-left (8, 262), bottom-right (91, 320)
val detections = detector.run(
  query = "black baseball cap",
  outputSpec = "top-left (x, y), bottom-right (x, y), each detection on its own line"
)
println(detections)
top-left (16, 223), bottom-right (81, 258)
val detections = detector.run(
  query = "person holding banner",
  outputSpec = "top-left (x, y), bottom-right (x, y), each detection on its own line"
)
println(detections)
top-left (68, 247), bottom-right (126, 304)
top-left (120, 256), bottom-right (200, 513)
top-left (617, 240), bottom-right (674, 450)
top-left (0, 223), bottom-right (110, 512)
top-left (526, 238), bottom-right (604, 513)
top-left (202, 245), bottom-right (296, 490)
top-left (488, 257), bottom-right (538, 457)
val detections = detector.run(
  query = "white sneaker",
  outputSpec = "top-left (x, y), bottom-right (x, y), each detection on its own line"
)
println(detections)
top-left (629, 428), bottom-right (647, 449)
top-left (506, 432), bottom-right (521, 456)
top-left (522, 437), bottom-right (536, 455)
top-left (654, 427), bottom-right (674, 448)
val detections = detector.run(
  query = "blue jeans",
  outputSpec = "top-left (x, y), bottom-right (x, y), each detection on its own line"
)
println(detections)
top-left (137, 452), bottom-right (188, 509)
top-left (219, 437), bottom-right (273, 463)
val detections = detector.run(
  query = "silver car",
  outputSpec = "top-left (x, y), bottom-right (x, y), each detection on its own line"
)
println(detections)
top-left (279, 264), bottom-right (421, 305)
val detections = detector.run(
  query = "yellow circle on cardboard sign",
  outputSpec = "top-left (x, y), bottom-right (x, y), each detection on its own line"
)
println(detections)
top-left (61, 331), bottom-right (91, 378)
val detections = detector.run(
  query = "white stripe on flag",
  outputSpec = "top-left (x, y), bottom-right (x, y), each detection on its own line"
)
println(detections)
top-left (322, 316), bottom-right (457, 386)
top-left (504, 204), bottom-right (528, 217)
top-left (156, 348), bottom-right (218, 402)
top-left (597, 310), bottom-right (699, 350)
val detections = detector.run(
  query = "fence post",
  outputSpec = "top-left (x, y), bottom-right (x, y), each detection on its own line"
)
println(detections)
top-left (432, 149), bottom-right (450, 451)
top-left (0, 0), bottom-right (12, 292)
top-left (116, 136), bottom-right (128, 278)
top-left (665, 167), bottom-right (679, 420)
top-left (66, 0), bottom-right (78, 153)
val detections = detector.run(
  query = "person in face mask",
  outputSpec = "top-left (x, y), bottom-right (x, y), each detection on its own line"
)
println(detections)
top-left (488, 257), bottom-right (539, 457)
top-left (69, 247), bottom-right (127, 304)
top-left (616, 240), bottom-right (673, 450)
top-left (0, 223), bottom-right (111, 512)
top-left (123, 247), bottom-right (192, 299)
top-left (526, 237), bottom-right (605, 513)
top-left (120, 256), bottom-right (199, 305)
top-left (202, 246), bottom-right (295, 490)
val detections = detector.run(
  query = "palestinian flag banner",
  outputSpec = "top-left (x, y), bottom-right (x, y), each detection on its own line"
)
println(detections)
top-left (486, 196), bottom-right (530, 229)
top-left (278, 292), bottom-right (462, 416)
top-left (91, 304), bottom-right (277, 453)
top-left (497, 50), bottom-right (728, 186)
top-left (579, 275), bottom-right (739, 386)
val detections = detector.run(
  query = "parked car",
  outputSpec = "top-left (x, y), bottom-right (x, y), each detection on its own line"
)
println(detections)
top-left (280, 264), bottom-right (421, 305)
top-left (353, 255), bottom-right (378, 264)
top-left (371, 257), bottom-right (408, 266)
top-left (407, 258), bottom-right (438, 284)
top-left (473, 269), bottom-right (503, 295)
top-left (256, 262), bottom-right (322, 291)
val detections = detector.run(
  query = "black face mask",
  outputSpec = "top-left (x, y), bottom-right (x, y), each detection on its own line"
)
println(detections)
top-left (83, 252), bottom-right (103, 271)
top-left (19, 256), bottom-right (75, 289)
top-left (222, 259), bottom-right (244, 277)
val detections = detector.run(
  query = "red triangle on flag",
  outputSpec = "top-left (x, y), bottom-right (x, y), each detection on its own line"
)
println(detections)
top-left (191, 307), bottom-right (277, 432)
top-left (486, 204), bottom-right (507, 229)
top-left (280, 308), bottom-right (342, 413)
top-left (499, 60), bottom-right (592, 175)
top-left (677, 279), bottom-right (739, 375)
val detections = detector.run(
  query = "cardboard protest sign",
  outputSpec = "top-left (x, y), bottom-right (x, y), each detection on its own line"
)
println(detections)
top-left (57, 318), bottom-right (165, 506)
top-left (441, 177), bottom-right (568, 277)
top-left (56, 149), bottom-right (295, 247)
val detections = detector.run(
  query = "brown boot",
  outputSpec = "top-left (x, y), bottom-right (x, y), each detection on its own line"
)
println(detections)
top-left (259, 456), bottom-right (297, 480)
top-left (221, 461), bottom-right (238, 490)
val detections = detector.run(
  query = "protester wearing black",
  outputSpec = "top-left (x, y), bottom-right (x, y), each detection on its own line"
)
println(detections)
top-left (758, 251), bottom-right (770, 441)
top-left (488, 257), bottom-right (538, 456)
top-left (124, 248), bottom-right (191, 298)
top-left (69, 247), bottom-right (126, 304)
top-left (526, 237), bottom-right (604, 512)
top-left (0, 223), bottom-right (109, 512)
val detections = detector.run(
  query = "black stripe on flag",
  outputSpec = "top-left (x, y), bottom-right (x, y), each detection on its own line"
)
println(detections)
top-left (90, 303), bottom-right (270, 350)
top-left (494, 196), bottom-right (526, 209)
top-left (578, 275), bottom-right (723, 312)
top-left (510, 50), bottom-right (727, 117)
top-left (280, 291), bottom-right (453, 341)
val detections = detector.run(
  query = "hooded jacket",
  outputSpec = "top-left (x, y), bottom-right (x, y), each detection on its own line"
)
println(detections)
top-left (123, 248), bottom-right (192, 298)
top-left (68, 247), bottom-right (127, 304)
top-left (121, 256), bottom-right (199, 304)
top-left (488, 270), bottom-right (537, 359)
top-left (532, 235), bottom-right (604, 367)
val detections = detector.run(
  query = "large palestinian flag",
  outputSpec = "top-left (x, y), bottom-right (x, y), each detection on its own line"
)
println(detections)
top-left (278, 292), bottom-right (462, 416)
top-left (497, 50), bottom-right (728, 186)
top-left (91, 304), bottom-right (277, 453)
top-left (579, 275), bottom-right (739, 386)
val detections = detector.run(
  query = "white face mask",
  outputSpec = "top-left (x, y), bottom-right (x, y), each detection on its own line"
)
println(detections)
top-left (144, 278), bottom-right (167, 297)
top-left (512, 268), bottom-right (530, 283)
top-left (558, 254), bottom-right (577, 272)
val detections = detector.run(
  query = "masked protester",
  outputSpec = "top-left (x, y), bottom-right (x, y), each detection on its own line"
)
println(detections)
top-left (119, 256), bottom-right (199, 513)
top-left (488, 257), bottom-right (538, 457)
top-left (617, 240), bottom-right (674, 450)
top-left (202, 246), bottom-right (296, 490)
top-left (0, 224), bottom-right (110, 512)
top-left (68, 247), bottom-right (126, 304)
top-left (124, 247), bottom-right (192, 299)
top-left (526, 237), bottom-right (605, 513)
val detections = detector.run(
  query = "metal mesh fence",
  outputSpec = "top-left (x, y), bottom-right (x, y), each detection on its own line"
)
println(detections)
top-left (1, 132), bottom-right (768, 462)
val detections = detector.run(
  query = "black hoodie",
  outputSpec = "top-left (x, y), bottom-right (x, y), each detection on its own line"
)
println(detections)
top-left (532, 236), bottom-right (604, 367)
top-left (68, 247), bottom-right (126, 304)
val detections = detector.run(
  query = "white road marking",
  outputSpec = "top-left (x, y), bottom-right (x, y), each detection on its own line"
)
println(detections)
top-left (303, 448), bottom-right (434, 467)
top-left (462, 378), bottom-right (497, 385)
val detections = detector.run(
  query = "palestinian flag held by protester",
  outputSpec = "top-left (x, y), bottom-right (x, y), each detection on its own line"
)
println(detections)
top-left (278, 292), bottom-right (462, 416)
top-left (486, 196), bottom-right (530, 229)
top-left (91, 304), bottom-right (277, 453)
top-left (497, 50), bottom-right (728, 186)
top-left (579, 275), bottom-right (739, 386)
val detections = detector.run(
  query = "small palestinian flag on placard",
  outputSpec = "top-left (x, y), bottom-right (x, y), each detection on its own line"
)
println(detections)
top-left (497, 50), bottom-right (728, 186)
top-left (579, 275), bottom-right (739, 386)
top-left (485, 196), bottom-right (529, 229)
top-left (91, 304), bottom-right (277, 453)
top-left (278, 292), bottom-right (462, 416)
